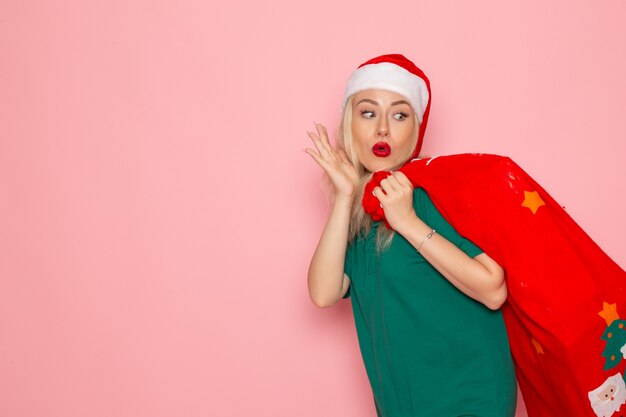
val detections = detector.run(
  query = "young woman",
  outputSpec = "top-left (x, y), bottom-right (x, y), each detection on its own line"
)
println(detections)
top-left (305, 54), bottom-right (517, 417)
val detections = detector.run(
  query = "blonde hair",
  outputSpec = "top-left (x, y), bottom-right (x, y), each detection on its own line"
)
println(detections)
top-left (339, 94), bottom-right (420, 252)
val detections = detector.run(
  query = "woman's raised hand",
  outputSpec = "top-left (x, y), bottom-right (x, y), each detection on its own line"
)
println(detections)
top-left (304, 122), bottom-right (359, 200)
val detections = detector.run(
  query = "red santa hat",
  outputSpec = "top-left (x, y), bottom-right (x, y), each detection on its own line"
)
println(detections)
top-left (342, 54), bottom-right (431, 159)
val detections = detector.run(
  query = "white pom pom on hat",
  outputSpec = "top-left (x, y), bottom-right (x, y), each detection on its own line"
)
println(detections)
top-left (342, 54), bottom-right (432, 159)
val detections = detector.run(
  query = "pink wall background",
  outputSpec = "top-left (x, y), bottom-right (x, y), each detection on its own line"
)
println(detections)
top-left (1, 1), bottom-right (625, 416)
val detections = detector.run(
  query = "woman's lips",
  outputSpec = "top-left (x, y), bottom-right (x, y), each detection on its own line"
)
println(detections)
top-left (372, 142), bottom-right (391, 157)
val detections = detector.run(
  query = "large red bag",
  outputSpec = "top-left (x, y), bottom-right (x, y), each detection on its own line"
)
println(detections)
top-left (364, 154), bottom-right (626, 417)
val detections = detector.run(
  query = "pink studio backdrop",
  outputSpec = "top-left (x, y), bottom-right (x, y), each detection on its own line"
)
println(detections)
top-left (1, 1), bottom-right (625, 416)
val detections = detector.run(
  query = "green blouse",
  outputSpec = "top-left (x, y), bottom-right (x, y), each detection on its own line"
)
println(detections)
top-left (343, 188), bottom-right (517, 417)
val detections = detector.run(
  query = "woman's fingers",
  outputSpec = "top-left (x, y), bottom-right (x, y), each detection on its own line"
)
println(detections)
top-left (315, 123), bottom-right (333, 155)
top-left (307, 130), bottom-right (330, 159)
top-left (373, 186), bottom-right (386, 200)
top-left (317, 123), bottom-right (332, 150)
top-left (393, 171), bottom-right (413, 188)
top-left (307, 132), bottom-right (332, 160)
top-left (304, 147), bottom-right (326, 168)
top-left (380, 177), bottom-right (398, 194)
top-left (308, 123), bottom-right (337, 161)
top-left (377, 173), bottom-right (413, 203)
top-left (387, 175), bottom-right (402, 190)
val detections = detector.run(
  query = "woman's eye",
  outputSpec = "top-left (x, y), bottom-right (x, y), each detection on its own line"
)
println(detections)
top-left (394, 112), bottom-right (408, 121)
top-left (360, 110), bottom-right (375, 118)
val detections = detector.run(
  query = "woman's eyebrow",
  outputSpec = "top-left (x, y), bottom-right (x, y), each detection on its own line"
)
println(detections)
top-left (356, 98), bottom-right (410, 107)
top-left (356, 98), bottom-right (378, 106)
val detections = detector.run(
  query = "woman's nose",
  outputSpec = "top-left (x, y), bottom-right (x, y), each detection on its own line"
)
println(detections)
top-left (376, 121), bottom-right (389, 137)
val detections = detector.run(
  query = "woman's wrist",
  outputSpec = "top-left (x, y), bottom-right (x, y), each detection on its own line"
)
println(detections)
top-left (396, 213), bottom-right (431, 238)
top-left (333, 193), bottom-right (355, 207)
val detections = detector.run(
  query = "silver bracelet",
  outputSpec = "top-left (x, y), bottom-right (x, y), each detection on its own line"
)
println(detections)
top-left (417, 229), bottom-right (436, 252)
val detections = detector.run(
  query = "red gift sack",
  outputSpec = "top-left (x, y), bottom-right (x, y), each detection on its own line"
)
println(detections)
top-left (364, 154), bottom-right (626, 417)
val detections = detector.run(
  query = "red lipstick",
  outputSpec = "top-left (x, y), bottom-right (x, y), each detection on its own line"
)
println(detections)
top-left (372, 142), bottom-right (391, 157)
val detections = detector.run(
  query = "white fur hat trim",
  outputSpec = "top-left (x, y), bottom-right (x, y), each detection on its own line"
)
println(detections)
top-left (341, 62), bottom-right (429, 123)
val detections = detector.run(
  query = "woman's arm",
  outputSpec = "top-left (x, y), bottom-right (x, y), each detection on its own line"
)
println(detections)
top-left (398, 217), bottom-right (507, 310)
top-left (304, 123), bottom-right (358, 308)
top-left (307, 195), bottom-right (352, 308)
top-left (374, 171), bottom-right (507, 310)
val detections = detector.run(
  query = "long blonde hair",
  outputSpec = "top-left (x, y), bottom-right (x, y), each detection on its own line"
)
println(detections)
top-left (338, 95), bottom-right (420, 252)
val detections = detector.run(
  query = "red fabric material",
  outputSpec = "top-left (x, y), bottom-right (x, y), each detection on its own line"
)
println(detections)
top-left (362, 154), bottom-right (626, 417)
top-left (363, 171), bottom-right (394, 228)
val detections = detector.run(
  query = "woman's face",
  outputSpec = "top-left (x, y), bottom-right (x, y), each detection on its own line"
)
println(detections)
top-left (350, 89), bottom-right (418, 173)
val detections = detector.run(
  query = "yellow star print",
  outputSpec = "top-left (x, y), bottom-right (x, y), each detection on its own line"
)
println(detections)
top-left (599, 302), bottom-right (620, 326)
top-left (531, 337), bottom-right (544, 355)
top-left (522, 190), bottom-right (545, 214)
